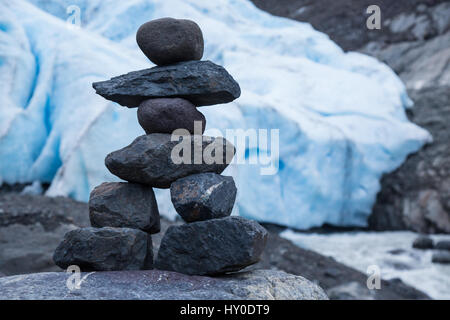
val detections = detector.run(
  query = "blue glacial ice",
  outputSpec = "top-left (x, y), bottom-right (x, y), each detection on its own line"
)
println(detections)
top-left (0, 0), bottom-right (431, 229)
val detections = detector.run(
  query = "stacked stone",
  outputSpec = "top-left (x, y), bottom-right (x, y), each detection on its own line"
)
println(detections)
top-left (53, 18), bottom-right (267, 275)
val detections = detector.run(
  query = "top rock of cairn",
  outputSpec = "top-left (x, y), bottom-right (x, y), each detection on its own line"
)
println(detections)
top-left (136, 17), bottom-right (204, 66)
top-left (93, 18), bottom-right (240, 108)
top-left (55, 18), bottom-right (267, 277)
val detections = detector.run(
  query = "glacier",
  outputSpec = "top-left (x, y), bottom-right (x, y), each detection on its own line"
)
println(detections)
top-left (0, 0), bottom-right (431, 229)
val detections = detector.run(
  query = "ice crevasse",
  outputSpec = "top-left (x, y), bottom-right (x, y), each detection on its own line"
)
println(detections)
top-left (0, 0), bottom-right (431, 229)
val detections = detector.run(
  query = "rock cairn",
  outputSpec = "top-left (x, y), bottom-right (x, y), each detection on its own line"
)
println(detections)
top-left (53, 17), bottom-right (268, 275)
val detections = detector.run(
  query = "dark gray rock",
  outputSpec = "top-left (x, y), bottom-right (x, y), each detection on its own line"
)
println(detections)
top-left (89, 182), bottom-right (160, 233)
top-left (92, 60), bottom-right (241, 107)
top-left (412, 236), bottom-right (434, 249)
top-left (0, 269), bottom-right (328, 300)
top-left (170, 173), bottom-right (237, 222)
top-left (432, 251), bottom-right (450, 264)
top-left (155, 216), bottom-right (267, 275)
top-left (137, 98), bottom-right (205, 134)
top-left (105, 134), bottom-right (235, 188)
top-left (435, 240), bottom-right (450, 251)
top-left (53, 227), bottom-right (153, 271)
top-left (136, 18), bottom-right (204, 66)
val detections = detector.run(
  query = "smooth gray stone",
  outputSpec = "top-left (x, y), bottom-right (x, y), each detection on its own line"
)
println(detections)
top-left (89, 182), bottom-right (160, 234)
top-left (0, 269), bottom-right (328, 300)
top-left (53, 227), bottom-right (153, 271)
top-left (105, 134), bottom-right (235, 189)
top-left (432, 251), bottom-right (450, 264)
top-left (412, 236), bottom-right (434, 249)
top-left (92, 60), bottom-right (241, 107)
top-left (137, 98), bottom-right (205, 134)
top-left (435, 240), bottom-right (450, 251)
top-left (170, 173), bottom-right (236, 222)
top-left (136, 18), bottom-right (204, 66)
top-left (155, 216), bottom-right (267, 275)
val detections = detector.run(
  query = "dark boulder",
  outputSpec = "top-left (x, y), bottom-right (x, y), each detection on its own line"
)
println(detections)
top-left (155, 216), bottom-right (267, 275)
top-left (92, 60), bottom-right (241, 107)
top-left (432, 251), bottom-right (450, 264)
top-left (137, 98), bottom-right (205, 134)
top-left (435, 240), bottom-right (450, 251)
top-left (136, 18), bottom-right (204, 66)
top-left (53, 227), bottom-right (153, 271)
top-left (105, 134), bottom-right (235, 188)
top-left (170, 173), bottom-right (236, 222)
top-left (89, 182), bottom-right (160, 234)
top-left (412, 236), bottom-right (434, 249)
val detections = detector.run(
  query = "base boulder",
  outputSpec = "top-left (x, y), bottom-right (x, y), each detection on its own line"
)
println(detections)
top-left (53, 227), bottom-right (153, 271)
top-left (155, 216), bottom-right (267, 275)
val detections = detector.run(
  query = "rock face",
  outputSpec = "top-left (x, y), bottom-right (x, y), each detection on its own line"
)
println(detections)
top-left (170, 173), bottom-right (237, 222)
top-left (92, 60), bottom-right (241, 107)
top-left (53, 227), bottom-right (153, 271)
top-left (412, 236), bottom-right (434, 249)
top-left (0, 269), bottom-right (328, 300)
top-left (137, 98), bottom-right (206, 134)
top-left (105, 134), bottom-right (235, 188)
top-left (89, 182), bottom-right (160, 233)
top-left (369, 87), bottom-right (450, 233)
top-left (136, 18), bottom-right (204, 66)
top-left (155, 217), bottom-right (268, 275)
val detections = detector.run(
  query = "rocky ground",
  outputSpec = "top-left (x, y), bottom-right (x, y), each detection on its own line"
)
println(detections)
top-left (0, 192), bottom-right (429, 299)
top-left (251, 0), bottom-right (450, 233)
top-left (0, 269), bottom-right (327, 300)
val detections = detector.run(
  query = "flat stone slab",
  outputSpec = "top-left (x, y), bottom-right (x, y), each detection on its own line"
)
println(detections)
top-left (170, 173), bottom-right (237, 222)
top-left (105, 134), bottom-right (235, 188)
top-left (92, 60), bottom-right (241, 107)
top-left (53, 227), bottom-right (153, 271)
top-left (155, 217), bottom-right (267, 275)
top-left (89, 182), bottom-right (160, 233)
top-left (0, 269), bottom-right (328, 300)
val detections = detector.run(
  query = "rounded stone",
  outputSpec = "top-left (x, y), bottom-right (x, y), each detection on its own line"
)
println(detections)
top-left (432, 251), bottom-right (450, 264)
top-left (136, 18), bottom-right (204, 66)
top-left (435, 240), bottom-right (450, 251)
top-left (89, 182), bottom-right (160, 234)
top-left (170, 173), bottom-right (236, 222)
top-left (412, 236), bottom-right (434, 249)
top-left (137, 98), bottom-right (206, 134)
